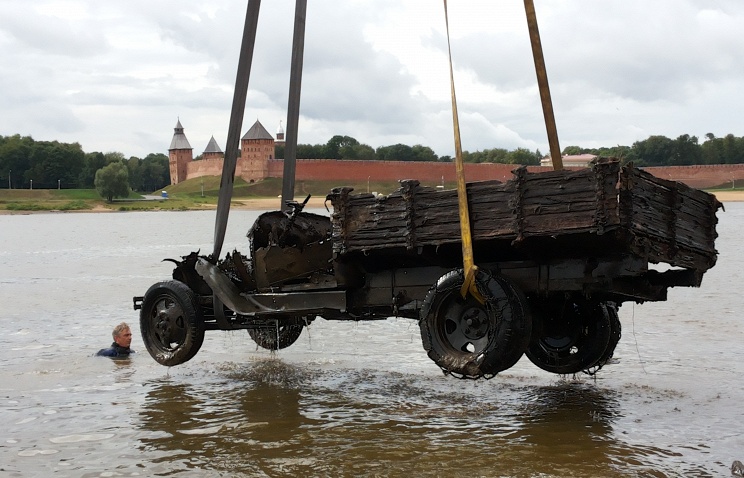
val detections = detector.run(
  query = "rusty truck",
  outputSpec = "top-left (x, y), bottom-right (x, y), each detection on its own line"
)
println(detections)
top-left (133, 159), bottom-right (721, 378)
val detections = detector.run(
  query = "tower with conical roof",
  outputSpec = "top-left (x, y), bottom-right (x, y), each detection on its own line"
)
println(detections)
top-left (202, 135), bottom-right (224, 161)
top-left (168, 119), bottom-right (193, 185)
top-left (240, 119), bottom-right (274, 181)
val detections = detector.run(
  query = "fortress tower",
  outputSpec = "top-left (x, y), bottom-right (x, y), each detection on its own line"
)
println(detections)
top-left (203, 135), bottom-right (224, 161)
top-left (168, 119), bottom-right (193, 185)
top-left (240, 119), bottom-right (274, 181)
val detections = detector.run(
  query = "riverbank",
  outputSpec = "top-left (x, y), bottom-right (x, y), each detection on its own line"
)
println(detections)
top-left (0, 196), bottom-right (330, 214)
top-left (707, 190), bottom-right (744, 203)
top-left (1, 189), bottom-right (741, 215)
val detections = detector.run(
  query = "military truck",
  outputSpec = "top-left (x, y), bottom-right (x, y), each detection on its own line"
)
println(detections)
top-left (133, 159), bottom-right (720, 378)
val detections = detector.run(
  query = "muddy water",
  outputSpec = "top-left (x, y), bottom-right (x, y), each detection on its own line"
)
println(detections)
top-left (0, 206), bottom-right (741, 477)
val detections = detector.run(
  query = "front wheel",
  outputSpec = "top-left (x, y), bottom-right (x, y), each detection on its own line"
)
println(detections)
top-left (140, 280), bottom-right (205, 366)
top-left (419, 269), bottom-right (531, 378)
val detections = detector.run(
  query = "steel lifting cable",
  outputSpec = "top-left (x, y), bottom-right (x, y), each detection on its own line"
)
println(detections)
top-left (443, 0), bottom-right (483, 303)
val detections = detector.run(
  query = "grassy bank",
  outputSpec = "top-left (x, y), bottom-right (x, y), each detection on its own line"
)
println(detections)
top-left (3, 176), bottom-right (739, 213)
top-left (0, 176), bottom-right (442, 213)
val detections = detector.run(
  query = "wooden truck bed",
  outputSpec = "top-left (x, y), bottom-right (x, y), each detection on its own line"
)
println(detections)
top-left (326, 159), bottom-right (720, 275)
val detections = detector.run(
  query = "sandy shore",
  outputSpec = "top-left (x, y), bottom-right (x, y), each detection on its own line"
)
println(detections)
top-left (707, 190), bottom-right (744, 203)
top-left (232, 197), bottom-right (330, 210)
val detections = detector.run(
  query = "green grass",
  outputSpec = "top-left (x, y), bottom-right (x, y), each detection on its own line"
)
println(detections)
top-left (0, 176), bottom-right (458, 212)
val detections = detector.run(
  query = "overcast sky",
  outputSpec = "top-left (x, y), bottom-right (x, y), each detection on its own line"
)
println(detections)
top-left (1, 0), bottom-right (743, 159)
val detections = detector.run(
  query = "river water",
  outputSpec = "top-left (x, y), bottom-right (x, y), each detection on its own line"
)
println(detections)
top-left (0, 205), bottom-right (741, 477)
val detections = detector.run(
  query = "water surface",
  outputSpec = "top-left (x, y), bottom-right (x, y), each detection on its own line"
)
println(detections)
top-left (0, 206), bottom-right (742, 477)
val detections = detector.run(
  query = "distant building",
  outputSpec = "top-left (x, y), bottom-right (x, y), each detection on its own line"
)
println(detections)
top-left (540, 153), bottom-right (598, 168)
top-left (167, 119), bottom-right (277, 185)
top-left (168, 119), bottom-right (193, 184)
top-left (166, 121), bottom-right (744, 190)
top-left (276, 120), bottom-right (285, 146)
top-left (202, 136), bottom-right (223, 161)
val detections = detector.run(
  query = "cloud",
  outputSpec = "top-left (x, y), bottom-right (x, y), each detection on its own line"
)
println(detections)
top-left (1, 0), bottom-right (743, 158)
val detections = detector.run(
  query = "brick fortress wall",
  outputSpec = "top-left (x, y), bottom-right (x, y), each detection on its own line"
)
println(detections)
top-left (171, 121), bottom-right (744, 190)
top-left (184, 156), bottom-right (744, 190)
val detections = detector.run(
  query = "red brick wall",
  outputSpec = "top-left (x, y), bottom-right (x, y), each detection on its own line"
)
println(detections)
top-left (186, 157), bottom-right (224, 179)
top-left (644, 164), bottom-right (744, 188)
top-left (267, 159), bottom-right (548, 184)
top-left (185, 157), bottom-right (744, 190)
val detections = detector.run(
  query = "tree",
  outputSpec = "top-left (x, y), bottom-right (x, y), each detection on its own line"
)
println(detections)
top-left (139, 153), bottom-right (170, 191)
top-left (411, 144), bottom-right (438, 162)
top-left (0, 135), bottom-right (33, 188)
top-left (632, 135), bottom-right (675, 166)
top-left (562, 145), bottom-right (583, 155)
top-left (20, 139), bottom-right (84, 188)
top-left (104, 151), bottom-right (126, 164)
top-left (341, 143), bottom-right (376, 160)
top-left (79, 152), bottom-right (107, 188)
top-left (94, 162), bottom-right (130, 202)
top-left (376, 143), bottom-right (415, 161)
top-left (325, 135), bottom-right (359, 159)
top-left (671, 134), bottom-right (701, 166)
top-left (507, 148), bottom-right (541, 165)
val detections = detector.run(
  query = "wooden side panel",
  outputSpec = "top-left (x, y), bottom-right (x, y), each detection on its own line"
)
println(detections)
top-left (327, 160), bottom-right (719, 274)
top-left (619, 166), bottom-right (720, 271)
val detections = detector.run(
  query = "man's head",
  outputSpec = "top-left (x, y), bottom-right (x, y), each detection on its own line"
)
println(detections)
top-left (112, 322), bottom-right (132, 348)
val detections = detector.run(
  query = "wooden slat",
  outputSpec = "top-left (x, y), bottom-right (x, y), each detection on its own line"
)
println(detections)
top-left (326, 160), bottom-right (720, 273)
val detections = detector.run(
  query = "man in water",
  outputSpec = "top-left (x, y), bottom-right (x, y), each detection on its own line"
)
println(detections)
top-left (97, 322), bottom-right (134, 358)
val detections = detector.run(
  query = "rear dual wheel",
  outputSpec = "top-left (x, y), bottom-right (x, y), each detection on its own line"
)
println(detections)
top-left (419, 269), bottom-right (531, 378)
top-left (526, 297), bottom-right (617, 375)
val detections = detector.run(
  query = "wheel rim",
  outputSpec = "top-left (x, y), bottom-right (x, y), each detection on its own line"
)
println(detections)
top-left (140, 281), bottom-right (205, 366)
top-left (526, 298), bottom-right (611, 374)
top-left (419, 269), bottom-right (532, 378)
top-left (149, 295), bottom-right (189, 352)
top-left (439, 297), bottom-right (490, 355)
top-left (539, 308), bottom-right (585, 357)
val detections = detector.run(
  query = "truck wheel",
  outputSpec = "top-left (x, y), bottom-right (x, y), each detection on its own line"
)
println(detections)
top-left (140, 280), bottom-right (205, 366)
top-left (526, 297), bottom-right (611, 375)
top-left (419, 269), bottom-right (532, 378)
top-left (583, 303), bottom-right (621, 375)
top-left (248, 323), bottom-right (304, 351)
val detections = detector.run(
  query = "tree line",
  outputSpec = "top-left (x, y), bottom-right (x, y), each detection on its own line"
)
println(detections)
top-left (275, 135), bottom-right (546, 165)
top-left (0, 134), bottom-right (169, 191)
top-left (562, 133), bottom-right (744, 167)
top-left (3, 131), bottom-right (744, 193)
top-left (277, 132), bottom-right (744, 167)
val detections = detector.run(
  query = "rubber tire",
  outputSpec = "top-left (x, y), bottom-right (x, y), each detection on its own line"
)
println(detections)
top-left (583, 303), bottom-right (622, 374)
top-left (526, 297), bottom-right (612, 375)
top-left (140, 280), bottom-right (205, 366)
top-left (248, 324), bottom-right (304, 351)
top-left (419, 269), bottom-right (532, 378)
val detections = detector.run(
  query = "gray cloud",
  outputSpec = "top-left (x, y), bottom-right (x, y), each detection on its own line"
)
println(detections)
top-left (0, 0), bottom-right (743, 158)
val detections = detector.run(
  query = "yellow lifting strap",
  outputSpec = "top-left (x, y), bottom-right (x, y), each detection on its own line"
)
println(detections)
top-left (443, 0), bottom-right (484, 303)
